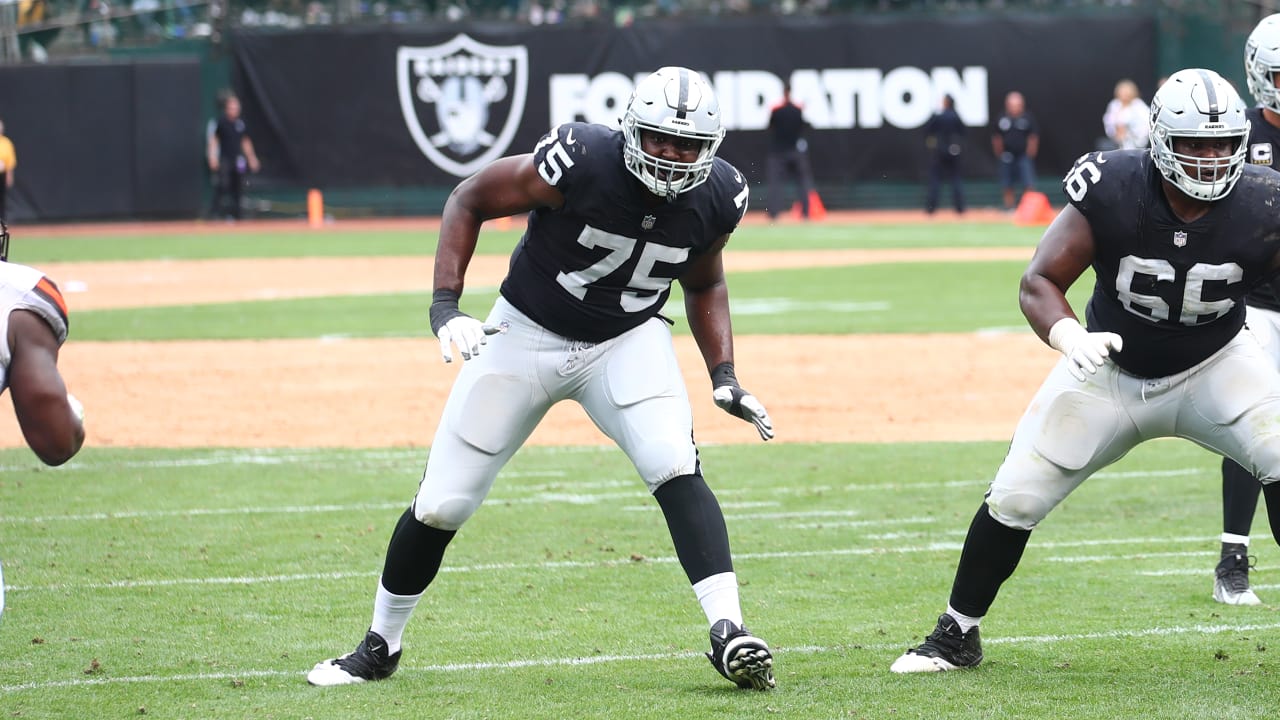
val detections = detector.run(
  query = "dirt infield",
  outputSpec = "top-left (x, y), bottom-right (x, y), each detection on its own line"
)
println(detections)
top-left (0, 211), bottom-right (1055, 449)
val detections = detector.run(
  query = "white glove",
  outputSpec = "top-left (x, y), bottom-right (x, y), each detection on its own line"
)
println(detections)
top-left (710, 362), bottom-right (774, 441)
top-left (437, 316), bottom-right (499, 364)
top-left (713, 386), bottom-right (774, 441)
top-left (1047, 317), bottom-right (1123, 381)
top-left (429, 289), bottom-right (500, 363)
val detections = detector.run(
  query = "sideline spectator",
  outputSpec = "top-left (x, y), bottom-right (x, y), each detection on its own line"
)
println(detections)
top-left (923, 94), bottom-right (966, 215)
top-left (765, 83), bottom-right (816, 221)
top-left (991, 91), bottom-right (1039, 211)
top-left (207, 92), bottom-right (261, 220)
top-left (0, 119), bottom-right (16, 222)
top-left (1100, 79), bottom-right (1150, 150)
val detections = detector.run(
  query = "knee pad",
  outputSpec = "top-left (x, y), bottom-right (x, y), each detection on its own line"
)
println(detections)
top-left (984, 492), bottom-right (1053, 531)
top-left (412, 489), bottom-right (479, 531)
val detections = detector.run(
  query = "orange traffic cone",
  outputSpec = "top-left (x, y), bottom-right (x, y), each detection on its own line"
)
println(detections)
top-left (307, 189), bottom-right (324, 228)
top-left (790, 189), bottom-right (828, 221)
top-left (1013, 191), bottom-right (1055, 226)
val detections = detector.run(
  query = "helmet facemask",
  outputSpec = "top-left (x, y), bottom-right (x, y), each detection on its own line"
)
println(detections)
top-left (1149, 69), bottom-right (1251, 201)
top-left (621, 67), bottom-right (725, 201)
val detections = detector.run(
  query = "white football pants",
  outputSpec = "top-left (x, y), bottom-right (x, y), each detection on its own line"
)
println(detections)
top-left (412, 296), bottom-right (700, 531)
top-left (987, 322), bottom-right (1280, 530)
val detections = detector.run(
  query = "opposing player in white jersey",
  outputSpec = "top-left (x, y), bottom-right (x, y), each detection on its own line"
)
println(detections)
top-left (0, 221), bottom-right (87, 617)
top-left (308, 67), bottom-right (776, 691)
top-left (1208, 12), bottom-right (1280, 606)
top-left (891, 69), bottom-right (1280, 673)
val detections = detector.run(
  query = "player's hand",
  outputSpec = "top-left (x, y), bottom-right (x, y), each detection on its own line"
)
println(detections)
top-left (437, 316), bottom-right (500, 363)
top-left (1047, 317), bottom-right (1123, 381)
top-left (429, 289), bottom-right (500, 363)
top-left (710, 362), bottom-right (774, 441)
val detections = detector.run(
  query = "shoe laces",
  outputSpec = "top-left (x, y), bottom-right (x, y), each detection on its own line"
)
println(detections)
top-left (334, 635), bottom-right (391, 677)
top-left (920, 615), bottom-right (974, 653)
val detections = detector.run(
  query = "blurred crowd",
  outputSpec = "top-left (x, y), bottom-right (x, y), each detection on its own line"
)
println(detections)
top-left (4, 0), bottom-right (1159, 61)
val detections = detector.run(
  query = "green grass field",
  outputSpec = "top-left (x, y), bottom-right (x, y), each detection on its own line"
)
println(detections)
top-left (2, 221), bottom-right (1278, 719)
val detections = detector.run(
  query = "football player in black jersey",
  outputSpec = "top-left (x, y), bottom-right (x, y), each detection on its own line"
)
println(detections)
top-left (892, 68), bottom-right (1280, 673)
top-left (1210, 13), bottom-right (1280, 607)
top-left (308, 67), bottom-right (776, 691)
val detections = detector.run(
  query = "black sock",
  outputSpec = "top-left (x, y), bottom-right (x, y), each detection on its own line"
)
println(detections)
top-left (654, 474), bottom-right (733, 584)
top-left (948, 503), bottom-right (1032, 618)
top-left (1263, 482), bottom-right (1280, 549)
top-left (1222, 458), bottom-right (1263, 538)
top-left (380, 508), bottom-right (456, 596)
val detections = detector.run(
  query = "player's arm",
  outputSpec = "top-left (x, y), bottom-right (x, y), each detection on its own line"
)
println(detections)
top-left (206, 128), bottom-right (219, 172)
top-left (680, 234), bottom-right (733, 372)
top-left (681, 236), bottom-right (774, 441)
top-left (429, 154), bottom-right (564, 362)
top-left (434, 153), bottom-right (563, 295)
top-left (1020, 204), bottom-right (1121, 380)
top-left (1020, 204), bottom-right (1093, 340)
top-left (7, 310), bottom-right (83, 466)
top-left (241, 136), bottom-right (260, 173)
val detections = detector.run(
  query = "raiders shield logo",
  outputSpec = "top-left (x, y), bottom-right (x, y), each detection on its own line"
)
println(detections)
top-left (397, 34), bottom-right (529, 178)
top-left (1173, 230), bottom-right (1187, 247)
top-left (641, 215), bottom-right (656, 230)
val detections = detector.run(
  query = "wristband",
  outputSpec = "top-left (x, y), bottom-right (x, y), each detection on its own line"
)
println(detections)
top-left (710, 361), bottom-right (738, 389)
top-left (429, 289), bottom-right (463, 337)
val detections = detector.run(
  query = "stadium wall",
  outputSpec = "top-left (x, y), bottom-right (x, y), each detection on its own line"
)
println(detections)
top-left (0, 58), bottom-right (204, 222)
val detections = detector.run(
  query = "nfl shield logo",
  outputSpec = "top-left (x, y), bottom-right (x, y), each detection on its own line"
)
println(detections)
top-left (397, 35), bottom-right (529, 178)
top-left (1173, 230), bottom-right (1187, 247)
top-left (641, 215), bottom-right (656, 231)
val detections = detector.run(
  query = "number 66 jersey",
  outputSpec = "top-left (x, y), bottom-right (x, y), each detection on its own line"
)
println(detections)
top-left (1065, 148), bottom-right (1280, 377)
top-left (500, 122), bottom-right (749, 343)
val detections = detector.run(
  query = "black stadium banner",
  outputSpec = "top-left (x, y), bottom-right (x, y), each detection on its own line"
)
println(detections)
top-left (0, 59), bottom-right (204, 222)
top-left (233, 15), bottom-right (1156, 198)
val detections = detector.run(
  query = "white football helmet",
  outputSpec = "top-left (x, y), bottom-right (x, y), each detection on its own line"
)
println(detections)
top-left (1246, 13), bottom-right (1280, 113)
top-left (621, 66), bottom-right (725, 200)
top-left (1148, 68), bottom-right (1250, 201)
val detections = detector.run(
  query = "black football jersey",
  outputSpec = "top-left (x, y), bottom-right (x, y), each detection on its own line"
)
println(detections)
top-left (500, 122), bottom-right (749, 342)
top-left (1243, 107), bottom-right (1280, 312)
top-left (1063, 149), bottom-right (1280, 377)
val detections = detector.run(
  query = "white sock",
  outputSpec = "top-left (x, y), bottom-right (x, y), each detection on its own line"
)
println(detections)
top-left (692, 572), bottom-right (742, 627)
top-left (946, 604), bottom-right (982, 634)
top-left (370, 581), bottom-right (423, 654)
top-left (1222, 533), bottom-right (1250, 547)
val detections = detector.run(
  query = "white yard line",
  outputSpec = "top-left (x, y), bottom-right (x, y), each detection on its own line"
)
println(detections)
top-left (4, 620), bottom-right (1279, 694)
top-left (4, 534), bottom-right (1227, 593)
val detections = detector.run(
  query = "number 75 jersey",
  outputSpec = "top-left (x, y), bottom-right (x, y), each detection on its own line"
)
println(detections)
top-left (500, 122), bottom-right (750, 343)
top-left (1063, 148), bottom-right (1280, 378)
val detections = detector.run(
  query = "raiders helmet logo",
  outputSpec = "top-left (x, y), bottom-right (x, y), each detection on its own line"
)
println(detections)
top-left (397, 35), bottom-right (529, 178)
top-left (1173, 230), bottom-right (1188, 247)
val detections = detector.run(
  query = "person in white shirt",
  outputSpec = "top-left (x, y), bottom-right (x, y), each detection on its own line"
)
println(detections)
top-left (1102, 78), bottom-right (1151, 150)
